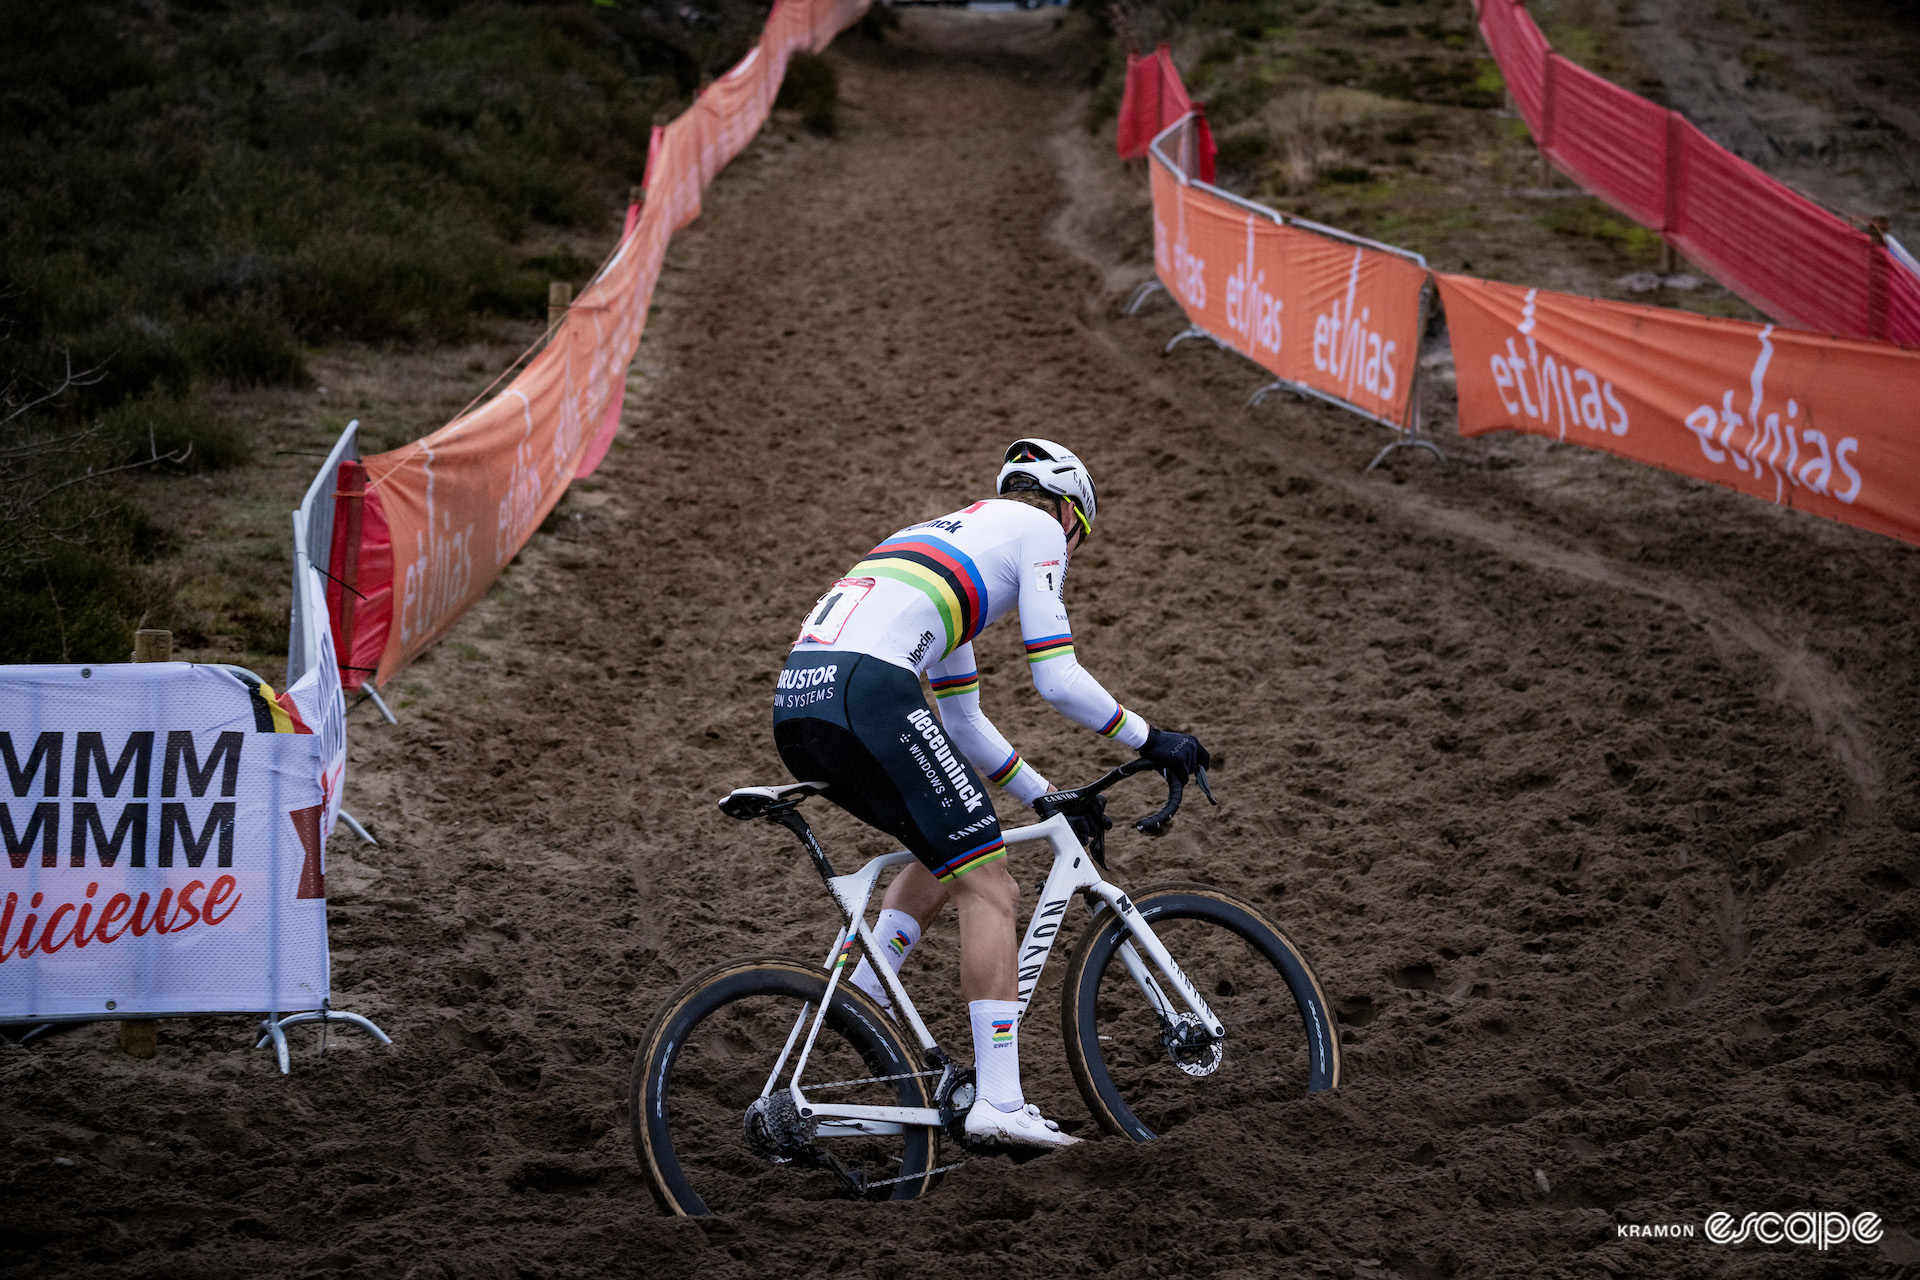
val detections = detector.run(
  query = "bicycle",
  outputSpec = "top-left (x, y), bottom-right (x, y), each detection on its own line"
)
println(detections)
top-left (630, 758), bottom-right (1341, 1216)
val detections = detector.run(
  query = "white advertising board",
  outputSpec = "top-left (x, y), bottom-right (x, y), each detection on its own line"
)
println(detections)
top-left (1, 661), bottom-right (333, 1019)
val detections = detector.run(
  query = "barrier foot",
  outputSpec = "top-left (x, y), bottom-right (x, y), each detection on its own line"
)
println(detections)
top-left (1365, 436), bottom-right (1447, 472)
top-left (337, 809), bottom-right (379, 845)
top-left (256, 1012), bottom-right (291, 1074)
top-left (1246, 380), bottom-right (1287, 410)
top-left (1164, 325), bottom-right (1217, 355)
top-left (366, 687), bottom-right (398, 725)
top-left (256, 1005), bottom-right (393, 1075)
top-left (1124, 280), bottom-right (1165, 316)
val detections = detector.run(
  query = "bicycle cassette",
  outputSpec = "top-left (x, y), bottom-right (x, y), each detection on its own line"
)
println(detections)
top-left (743, 1092), bottom-right (816, 1163)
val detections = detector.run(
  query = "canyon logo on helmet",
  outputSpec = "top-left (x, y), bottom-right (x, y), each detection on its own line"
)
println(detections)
top-left (997, 439), bottom-right (1097, 538)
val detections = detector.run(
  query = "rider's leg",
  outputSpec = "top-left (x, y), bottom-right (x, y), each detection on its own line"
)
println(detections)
top-left (950, 859), bottom-right (1077, 1146)
top-left (949, 862), bottom-right (1026, 1114)
top-left (948, 861), bottom-right (1018, 1001)
top-left (848, 907), bottom-right (921, 1008)
top-left (850, 864), bottom-right (946, 1008)
top-left (878, 861), bottom-right (949, 931)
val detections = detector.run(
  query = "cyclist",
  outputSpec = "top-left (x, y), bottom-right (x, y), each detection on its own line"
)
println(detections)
top-left (772, 439), bottom-right (1211, 1150)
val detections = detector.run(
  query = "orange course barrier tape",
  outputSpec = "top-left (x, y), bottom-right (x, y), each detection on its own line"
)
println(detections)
top-left (1438, 273), bottom-right (1920, 545)
top-left (1149, 153), bottom-right (1429, 429)
top-left (344, 0), bottom-right (871, 689)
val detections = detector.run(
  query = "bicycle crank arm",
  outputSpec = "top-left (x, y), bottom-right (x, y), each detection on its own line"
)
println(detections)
top-left (815, 1119), bottom-right (910, 1137)
top-left (799, 1102), bottom-right (942, 1128)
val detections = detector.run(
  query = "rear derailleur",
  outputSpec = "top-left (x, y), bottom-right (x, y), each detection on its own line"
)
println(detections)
top-left (745, 1093), bottom-right (890, 1197)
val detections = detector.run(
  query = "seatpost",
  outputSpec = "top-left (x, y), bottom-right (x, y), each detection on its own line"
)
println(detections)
top-left (766, 806), bottom-right (837, 883)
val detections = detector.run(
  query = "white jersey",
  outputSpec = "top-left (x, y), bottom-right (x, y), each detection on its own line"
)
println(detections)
top-left (792, 499), bottom-right (1150, 804)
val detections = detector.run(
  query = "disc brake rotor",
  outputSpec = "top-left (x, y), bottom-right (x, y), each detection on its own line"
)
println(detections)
top-left (1162, 1012), bottom-right (1224, 1077)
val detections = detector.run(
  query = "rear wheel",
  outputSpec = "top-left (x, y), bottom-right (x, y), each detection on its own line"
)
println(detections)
top-left (632, 956), bottom-right (939, 1215)
top-left (1060, 884), bottom-right (1340, 1141)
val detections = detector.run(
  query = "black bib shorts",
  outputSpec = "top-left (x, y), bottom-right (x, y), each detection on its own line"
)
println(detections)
top-left (772, 650), bottom-right (1007, 883)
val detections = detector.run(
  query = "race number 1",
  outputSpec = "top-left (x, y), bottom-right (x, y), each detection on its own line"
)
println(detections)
top-left (798, 577), bottom-right (874, 645)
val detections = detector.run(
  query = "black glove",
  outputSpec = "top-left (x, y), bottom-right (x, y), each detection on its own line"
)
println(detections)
top-left (1041, 793), bottom-right (1114, 867)
top-left (1068, 794), bottom-right (1113, 851)
top-left (1138, 724), bottom-right (1212, 783)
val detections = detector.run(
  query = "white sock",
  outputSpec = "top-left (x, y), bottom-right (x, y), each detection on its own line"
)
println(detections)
top-left (849, 909), bottom-right (921, 1009)
top-left (969, 998), bottom-right (1024, 1113)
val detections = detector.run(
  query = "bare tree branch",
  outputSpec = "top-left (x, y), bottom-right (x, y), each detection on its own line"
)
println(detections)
top-left (0, 352), bottom-right (186, 575)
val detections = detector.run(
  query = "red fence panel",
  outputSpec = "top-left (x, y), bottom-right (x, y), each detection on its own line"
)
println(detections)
top-left (1478, 0), bottom-right (1548, 127)
top-left (1117, 46), bottom-right (1214, 182)
top-left (329, 0), bottom-right (873, 689)
top-left (1668, 118), bottom-right (1871, 337)
top-left (1541, 55), bottom-right (1666, 230)
top-left (1475, 0), bottom-right (1920, 348)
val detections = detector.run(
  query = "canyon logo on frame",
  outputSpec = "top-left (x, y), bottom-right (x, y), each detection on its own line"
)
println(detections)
top-left (1437, 273), bottom-right (1920, 545)
top-left (1149, 158), bottom-right (1428, 427)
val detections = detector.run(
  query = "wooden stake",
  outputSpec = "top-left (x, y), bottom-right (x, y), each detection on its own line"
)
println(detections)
top-left (548, 280), bottom-right (573, 327)
top-left (120, 630), bottom-right (170, 1059)
top-left (1662, 240), bottom-right (1677, 274)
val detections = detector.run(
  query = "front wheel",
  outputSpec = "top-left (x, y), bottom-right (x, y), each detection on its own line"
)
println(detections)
top-left (1060, 884), bottom-right (1340, 1142)
top-left (632, 956), bottom-right (939, 1215)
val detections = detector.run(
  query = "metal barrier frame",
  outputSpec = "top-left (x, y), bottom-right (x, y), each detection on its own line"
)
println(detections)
top-left (289, 421), bottom-right (379, 843)
top-left (1145, 114), bottom-right (1444, 469)
top-left (288, 420), bottom-right (360, 688)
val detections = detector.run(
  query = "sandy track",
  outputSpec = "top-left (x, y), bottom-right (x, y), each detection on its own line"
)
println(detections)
top-left (4, 12), bottom-right (1918, 1278)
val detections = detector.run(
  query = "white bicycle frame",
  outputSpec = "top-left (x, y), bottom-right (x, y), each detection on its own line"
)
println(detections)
top-left (758, 809), bottom-right (1226, 1139)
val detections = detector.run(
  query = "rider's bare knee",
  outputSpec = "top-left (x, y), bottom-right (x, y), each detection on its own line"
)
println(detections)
top-left (949, 861), bottom-right (1017, 915)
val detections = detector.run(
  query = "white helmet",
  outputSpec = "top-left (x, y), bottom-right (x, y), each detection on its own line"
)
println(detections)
top-left (997, 438), bottom-right (1097, 537)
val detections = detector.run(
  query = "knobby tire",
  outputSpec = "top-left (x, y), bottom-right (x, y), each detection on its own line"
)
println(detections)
top-left (1059, 884), bottom-right (1341, 1142)
top-left (632, 955), bottom-right (938, 1216)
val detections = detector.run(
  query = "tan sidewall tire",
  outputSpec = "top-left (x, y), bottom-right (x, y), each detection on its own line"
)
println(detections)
top-left (630, 955), bottom-right (935, 1215)
top-left (1059, 883), bottom-right (1341, 1142)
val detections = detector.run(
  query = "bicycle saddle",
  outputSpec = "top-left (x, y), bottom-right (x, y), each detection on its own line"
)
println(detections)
top-left (719, 781), bottom-right (830, 821)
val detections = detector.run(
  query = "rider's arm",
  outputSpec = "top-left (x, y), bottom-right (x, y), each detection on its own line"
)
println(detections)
top-left (926, 643), bottom-right (1053, 805)
top-left (1018, 522), bottom-right (1152, 751)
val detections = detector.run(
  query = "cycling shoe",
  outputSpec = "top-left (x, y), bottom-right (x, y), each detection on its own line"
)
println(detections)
top-left (962, 1099), bottom-right (1081, 1150)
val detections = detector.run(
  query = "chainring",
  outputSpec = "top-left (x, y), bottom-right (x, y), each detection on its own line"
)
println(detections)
top-left (934, 1066), bottom-right (977, 1146)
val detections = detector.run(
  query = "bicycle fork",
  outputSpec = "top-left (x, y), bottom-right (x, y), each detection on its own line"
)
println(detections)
top-left (1080, 883), bottom-right (1226, 1043)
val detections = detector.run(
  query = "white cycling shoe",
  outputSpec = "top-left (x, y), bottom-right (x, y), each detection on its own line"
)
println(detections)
top-left (962, 1099), bottom-right (1081, 1150)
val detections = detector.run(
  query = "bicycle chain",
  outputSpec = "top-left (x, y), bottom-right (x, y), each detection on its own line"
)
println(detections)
top-left (862, 1159), bottom-right (967, 1189)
